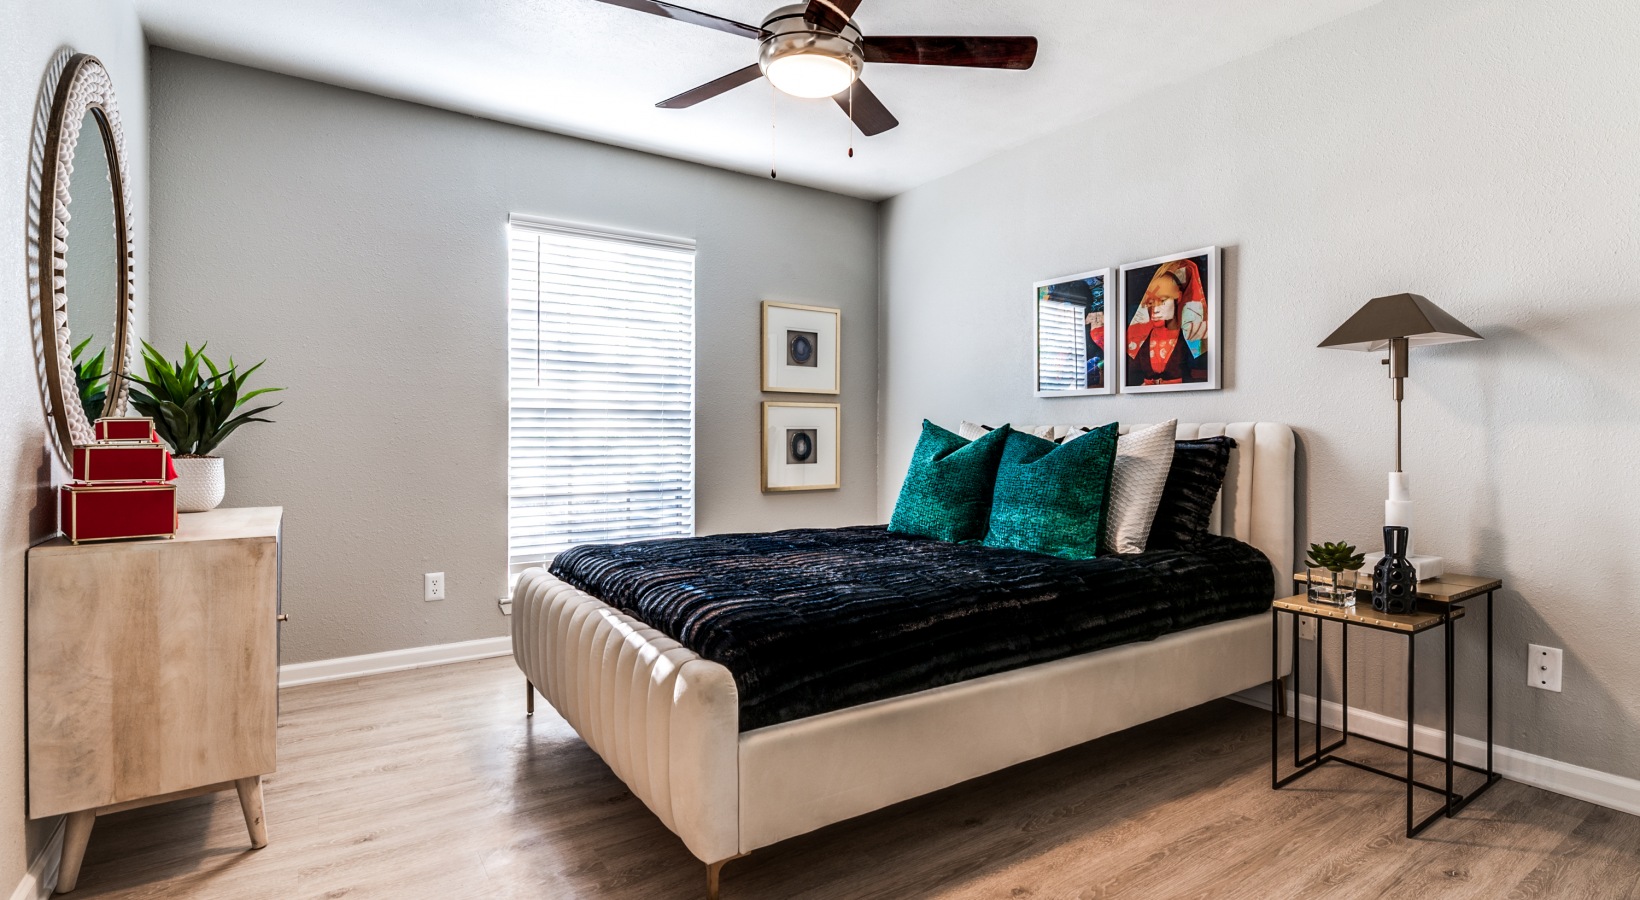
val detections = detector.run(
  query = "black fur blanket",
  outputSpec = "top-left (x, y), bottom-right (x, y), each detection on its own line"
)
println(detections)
top-left (550, 526), bottom-right (1272, 731)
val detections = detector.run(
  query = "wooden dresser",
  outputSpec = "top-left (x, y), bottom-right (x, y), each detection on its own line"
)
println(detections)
top-left (27, 507), bottom-right (283, 893)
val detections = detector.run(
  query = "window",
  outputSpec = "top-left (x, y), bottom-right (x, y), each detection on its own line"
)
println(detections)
top-left (507, 216), bottom-right (695, 574)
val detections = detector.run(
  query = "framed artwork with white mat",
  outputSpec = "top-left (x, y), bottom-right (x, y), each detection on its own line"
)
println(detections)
top-left (761, 402), bottom-right (840, 492)
top-left (1117, 247), bottom-right (1221, 393)
top-left (762, 301), bottom-right (840, 394)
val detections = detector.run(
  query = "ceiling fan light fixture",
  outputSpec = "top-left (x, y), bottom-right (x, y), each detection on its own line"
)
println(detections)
top-left (765, 53), bottom-right (857, 99)
top-left (758, 3), bottom-right (863, 99)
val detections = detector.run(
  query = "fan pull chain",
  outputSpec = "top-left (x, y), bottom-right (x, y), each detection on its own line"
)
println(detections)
top-left (769, 80), bottom-right (778, 180)
top-left (847, 82), bottom-right (854, 158)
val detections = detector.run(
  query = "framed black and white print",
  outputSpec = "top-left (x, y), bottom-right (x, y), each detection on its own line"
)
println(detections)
top-left (1034, 267), bottom-right (1114, 397)
top-left (1118, 247), bottom-right (1221, 393)
top-left (762, 301), bottom-right (840, 394)
top-left (761, 402), bottom-right (840, 492)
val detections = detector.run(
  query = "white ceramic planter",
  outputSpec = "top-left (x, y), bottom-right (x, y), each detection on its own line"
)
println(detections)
top-left (173, 456), bottom-right (226, 512)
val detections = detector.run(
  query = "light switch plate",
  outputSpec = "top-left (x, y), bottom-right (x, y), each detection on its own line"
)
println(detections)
top-left (1528, 643), bottom-right (1562, 692)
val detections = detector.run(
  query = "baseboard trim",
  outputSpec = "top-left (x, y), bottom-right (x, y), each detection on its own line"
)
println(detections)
top-left (10, 819), bottom-right (64, 900)
top-left (279, 636), bottom-right (511, 688)
top-left (1232, 687), bottom-right (1640, 818)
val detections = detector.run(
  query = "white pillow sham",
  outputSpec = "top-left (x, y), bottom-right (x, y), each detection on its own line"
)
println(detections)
top-left (957, 421), bottom-right (1056, 441)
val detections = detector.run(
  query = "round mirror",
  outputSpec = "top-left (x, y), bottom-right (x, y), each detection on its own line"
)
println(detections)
top-left (64, 108), bottom-right (122, 425)
top-left (33, 53), bottom-right (134, 461)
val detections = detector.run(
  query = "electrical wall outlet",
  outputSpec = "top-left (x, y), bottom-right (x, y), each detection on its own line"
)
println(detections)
top-left (424, 572), bottom-right (445, 602)
top-left (1298, 617), bottom-right (1317, 641)
top-left (1528, 643), bottom-right (1562, 692)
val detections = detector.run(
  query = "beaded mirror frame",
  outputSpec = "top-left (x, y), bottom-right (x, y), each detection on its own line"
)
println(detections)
top-left (30, 51), bottom-right (136, 464)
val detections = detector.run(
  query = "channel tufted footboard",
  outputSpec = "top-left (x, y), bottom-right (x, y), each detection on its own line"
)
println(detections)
top-left (511, 575), bottom-right (741, 865)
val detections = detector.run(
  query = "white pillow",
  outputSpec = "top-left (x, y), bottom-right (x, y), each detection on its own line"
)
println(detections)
top-left (1104, 419), bottom-right (1178, 553)
top-left (957, 421), bottom-right (1056, 441)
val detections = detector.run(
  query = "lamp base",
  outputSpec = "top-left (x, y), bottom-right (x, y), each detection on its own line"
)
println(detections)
top-left (1362, 552), bottom-right (1444, 582)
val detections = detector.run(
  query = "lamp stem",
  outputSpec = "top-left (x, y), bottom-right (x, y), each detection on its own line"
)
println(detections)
top-left (1388, 336), bottom-right (1408, 474)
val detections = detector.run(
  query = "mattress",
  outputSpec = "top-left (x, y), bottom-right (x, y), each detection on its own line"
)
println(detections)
top-left (549, 525), bottom-right (1274, 730)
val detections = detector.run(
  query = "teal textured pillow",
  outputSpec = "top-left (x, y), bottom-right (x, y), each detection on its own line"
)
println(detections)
top-left (889, 421), bottom-right (1012, 543)
top-left (983, 422), bottom-right (1121, 559)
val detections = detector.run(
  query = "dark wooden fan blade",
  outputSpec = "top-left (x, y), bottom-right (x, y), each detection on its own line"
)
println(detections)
top-left (803, 0), bottom-right (863, 32)
top-left (833, 80), bottom-right (898, 136)
top-left (657, 64), bottom-right (764, 108)
top-left (863, 36), bottom-right (1038, 69)
top-left (590, 0), bottom-right (762, 39)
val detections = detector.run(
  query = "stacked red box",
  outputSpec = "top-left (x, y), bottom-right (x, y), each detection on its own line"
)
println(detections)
top-left (94, 416), bottom-right (161, 443)
top-left (71, 442), bottom-right (175, 483)
top-left (59, 416), bottom-right (178, 544)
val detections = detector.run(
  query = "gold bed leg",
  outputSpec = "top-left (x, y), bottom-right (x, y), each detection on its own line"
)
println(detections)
top-left (526, 680), bottom-right (535, 717)
top-left (706, 855), bottom-right (743, 900)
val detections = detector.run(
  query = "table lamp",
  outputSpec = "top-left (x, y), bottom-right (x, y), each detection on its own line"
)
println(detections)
top-left (1319, 293), bottom-right (1482, 580)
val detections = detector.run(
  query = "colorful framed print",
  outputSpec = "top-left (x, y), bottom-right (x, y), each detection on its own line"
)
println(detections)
top-left (762, 301), bottom-right (840, 394)
top-left (1118, 247), bottom-right (1221, 392)
top-left (761, 402), bottom-right (840, 492)
top-left (1034, 268), bottom-right (1113, 397)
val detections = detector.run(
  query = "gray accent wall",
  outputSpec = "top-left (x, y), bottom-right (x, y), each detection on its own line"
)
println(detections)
top-left (148, 50), bottom-right (880, 666)
top-left (0, 0), bottom-right (149, 885)
top-left (879, 0), bottom-right (1640, 781)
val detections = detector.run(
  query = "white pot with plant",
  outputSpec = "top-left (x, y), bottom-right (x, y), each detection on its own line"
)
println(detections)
top-left (125, 341), bottom-right (283, 513)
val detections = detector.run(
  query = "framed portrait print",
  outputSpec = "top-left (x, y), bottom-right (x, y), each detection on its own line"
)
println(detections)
top-left (1034, 268), bottom-right (1113, 397)
top-left (762, 301), bottom-right (840, 394)
top-left (761, 402), bottom-right (840, 492)
top-left (1118, 247), bottom-right (1221, 392)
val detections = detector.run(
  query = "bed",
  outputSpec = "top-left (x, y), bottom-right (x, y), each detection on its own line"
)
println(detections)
top-left (511, 422), bottom-right (1295, 898)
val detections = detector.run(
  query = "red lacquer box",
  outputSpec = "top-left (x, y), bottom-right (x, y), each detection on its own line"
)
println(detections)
top-left (59, 483), bottom-right (178, 544)
top-left (71, 442), bottom-right (174, 483)
top-left (94, 416), bottom-right (160, 443)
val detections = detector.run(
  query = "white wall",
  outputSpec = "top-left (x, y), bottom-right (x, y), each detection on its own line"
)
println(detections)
top-left (880, 0), bottom-right (1640, 781)
top-left (148, 50), bottom-right (881, 665)
top-left (0, 0), bottom-right (148, 885)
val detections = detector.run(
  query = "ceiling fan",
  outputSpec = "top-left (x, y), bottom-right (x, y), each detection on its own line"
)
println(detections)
top-left (589, 0), bottom-right (1038, 136)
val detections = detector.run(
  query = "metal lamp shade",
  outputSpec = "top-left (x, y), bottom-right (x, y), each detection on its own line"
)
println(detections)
top-left (1318, 293), bottom-right (1483, 351)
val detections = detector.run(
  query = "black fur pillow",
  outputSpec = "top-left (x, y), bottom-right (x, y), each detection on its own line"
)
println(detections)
top-left (1147, 436), bottom-right (1236, 550)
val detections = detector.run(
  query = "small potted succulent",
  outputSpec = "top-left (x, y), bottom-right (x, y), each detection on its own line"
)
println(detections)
top-left (1305, 541), bottom-right (1366, 607)
top-left (124, 341), bottom-right (283, 512)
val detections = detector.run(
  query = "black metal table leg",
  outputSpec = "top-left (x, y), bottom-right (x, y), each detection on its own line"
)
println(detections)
top-left (1444, 603), bottom-right (1455, 817)
top-left (1292, 606), bottom-right (1302, 768)
top-left (1271, 608), bottom-right (1280, 789)
top-left (1314, 614), bottom-right (1324, 764)
top-left (1406, 630), bottom-right (1416, 837)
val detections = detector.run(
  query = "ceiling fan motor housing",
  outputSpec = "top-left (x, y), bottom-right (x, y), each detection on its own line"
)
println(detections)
top-left (759, 4), bottom-right (864, 98)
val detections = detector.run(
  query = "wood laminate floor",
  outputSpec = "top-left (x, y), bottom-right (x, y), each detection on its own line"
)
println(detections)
top-left (70, 656), bottom-right (1640, 899)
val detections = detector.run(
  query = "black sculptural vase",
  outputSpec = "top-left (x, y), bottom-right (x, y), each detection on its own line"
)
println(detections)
top-left (1372, 525), bottom-right (1418, 614)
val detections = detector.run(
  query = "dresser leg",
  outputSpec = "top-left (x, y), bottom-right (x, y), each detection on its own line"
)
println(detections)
top-left (235, 776), bottom-right (269, 849)
top-left (56, 810), bottom-right (96, 893)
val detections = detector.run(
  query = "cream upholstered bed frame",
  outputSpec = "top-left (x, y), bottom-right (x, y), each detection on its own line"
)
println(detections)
top-left (512, 422), bottom-right (1295, 893)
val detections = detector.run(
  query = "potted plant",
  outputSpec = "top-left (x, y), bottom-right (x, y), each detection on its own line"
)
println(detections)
top-left (124, 341), bottom-right (283, 512)
top-left (1305, 541), bottom-right (1366, 607)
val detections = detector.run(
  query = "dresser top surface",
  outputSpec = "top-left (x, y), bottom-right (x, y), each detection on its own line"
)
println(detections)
top-left (32, 506), bottom-right (282, 555)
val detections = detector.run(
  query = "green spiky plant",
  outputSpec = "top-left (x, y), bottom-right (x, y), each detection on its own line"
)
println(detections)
top-left (1306, 541), bottom-right (1366, 574)
top-left (123, 341), bottom-right (283, 457)
top-left (71, 335), bottom-right (110, 425)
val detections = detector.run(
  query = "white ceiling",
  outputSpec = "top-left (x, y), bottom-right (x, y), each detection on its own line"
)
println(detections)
top-left (134, 0), bottom-right (1382, 200)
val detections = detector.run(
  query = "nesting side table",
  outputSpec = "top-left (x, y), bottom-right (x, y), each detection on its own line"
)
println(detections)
top-left (1271, 572), bottom-right (1502, 837)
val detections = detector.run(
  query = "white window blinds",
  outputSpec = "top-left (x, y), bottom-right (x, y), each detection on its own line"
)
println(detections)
top-left (507, 217), bottom-right (696, 573)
